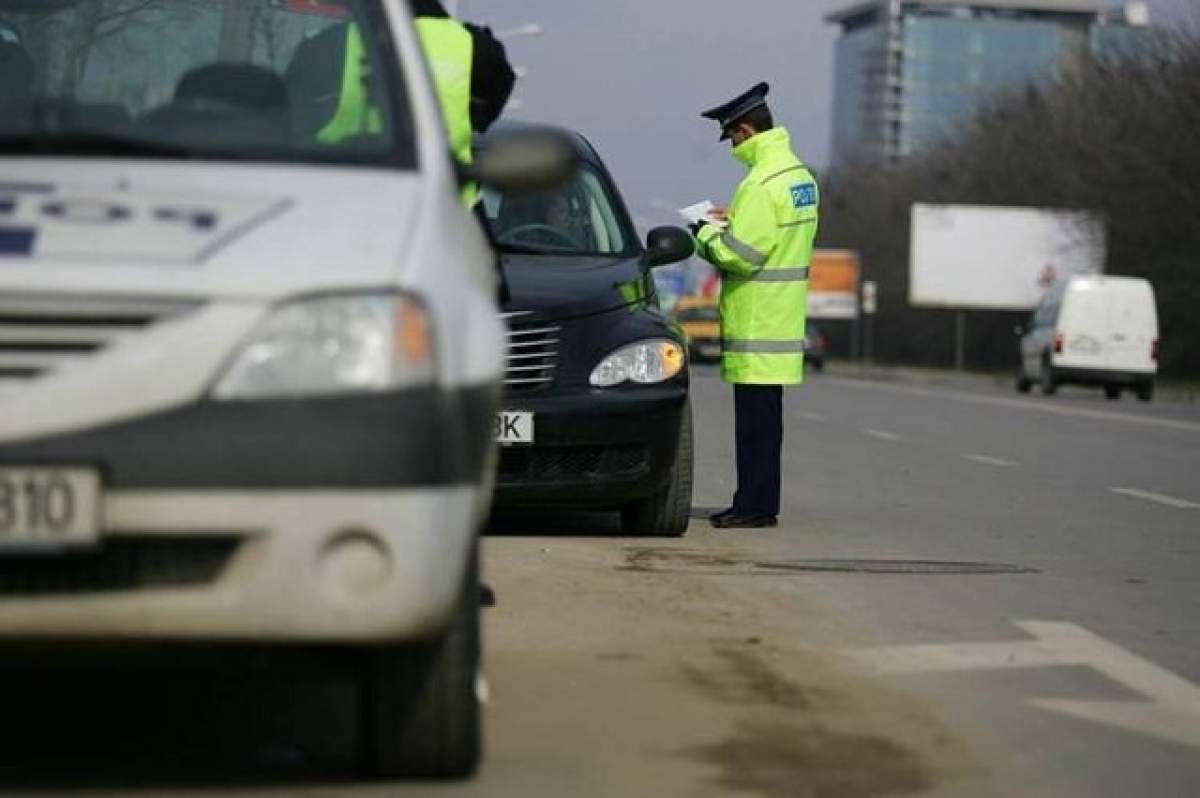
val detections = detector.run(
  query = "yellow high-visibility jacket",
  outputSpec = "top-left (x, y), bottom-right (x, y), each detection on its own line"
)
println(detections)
top-left (695, 127), bottom-right (819, 385)
top-left (415, 16), bottom-right (476, 205)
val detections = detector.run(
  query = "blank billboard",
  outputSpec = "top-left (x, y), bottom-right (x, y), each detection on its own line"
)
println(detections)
top-left (910, 204), bottom-right (1105, 310)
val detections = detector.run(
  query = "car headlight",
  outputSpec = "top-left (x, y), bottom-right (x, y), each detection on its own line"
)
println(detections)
top-left (213, 293), bottom-right (435, 400)
top-left (589, 338), bottom-right (685, 387)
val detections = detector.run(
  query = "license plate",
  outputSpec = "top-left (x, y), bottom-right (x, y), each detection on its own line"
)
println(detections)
top-left (0, 467), bottom-right (101, 551)
top-left (494, 411), bottom-right (534, 445)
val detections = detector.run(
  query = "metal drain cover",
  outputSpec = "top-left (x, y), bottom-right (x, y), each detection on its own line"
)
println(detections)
top-left (622, 549), bottom-right (1037, 576)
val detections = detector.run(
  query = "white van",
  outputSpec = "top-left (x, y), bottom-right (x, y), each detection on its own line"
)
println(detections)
top-left (1018, 276), bottom-right (1159, 401)
top-left (0, 0), bottom-right (569, 778)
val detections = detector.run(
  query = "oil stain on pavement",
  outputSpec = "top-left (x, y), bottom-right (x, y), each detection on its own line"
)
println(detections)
top-left (684, 720), bottom-right (933, 798)
top-left (667, 601), bottom-right (953, 796)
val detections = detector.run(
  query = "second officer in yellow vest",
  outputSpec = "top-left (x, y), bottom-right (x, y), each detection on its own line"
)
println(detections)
top-left (413, 0), bottom-right (515, 205)
top-left (692, 82), bottom-right (819, 529)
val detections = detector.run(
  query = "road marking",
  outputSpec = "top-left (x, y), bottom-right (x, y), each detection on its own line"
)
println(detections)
top-left (863, 429), bottom-right (902, 442)
top-left (798, 411), bottom-right (828, 422)
top-left (828, 376), bottom-right (1200, 435)
top-left (844, 621), bottom-right (1200, 749)
top-left (964, 454), bottom-right (1018, 467)
top-left (1110, 488), bottom-right (1200, 510)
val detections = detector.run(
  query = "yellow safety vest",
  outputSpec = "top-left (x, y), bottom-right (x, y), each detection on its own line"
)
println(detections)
top-left (317, 24), bottom-right (382, 144)
top-left (415, 17), bottom-right (476, 205)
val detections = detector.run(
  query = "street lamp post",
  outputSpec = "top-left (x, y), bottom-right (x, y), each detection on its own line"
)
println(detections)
top-left (494, 23), bottom-right (544, 40)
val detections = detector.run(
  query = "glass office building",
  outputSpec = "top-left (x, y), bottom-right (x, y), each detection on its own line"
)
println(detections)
top-left (828, 1), bottom-right (1151, 163)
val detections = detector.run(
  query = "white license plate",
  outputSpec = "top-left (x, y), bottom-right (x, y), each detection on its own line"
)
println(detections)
top-left (494, 411), bottom-right (534, 445)
top-left (0, 467), bottom-right (101, 551)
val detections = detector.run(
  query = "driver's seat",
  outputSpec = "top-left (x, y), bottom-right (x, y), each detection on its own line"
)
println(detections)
top-left (143, 63), bottom-right (290, 147)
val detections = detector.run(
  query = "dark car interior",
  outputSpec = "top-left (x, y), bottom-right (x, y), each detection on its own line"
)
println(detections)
top-left (0, 5), bottom-right (410, 163)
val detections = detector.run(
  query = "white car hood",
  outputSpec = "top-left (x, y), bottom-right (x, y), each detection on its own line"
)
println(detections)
top-left (0, 159), bottom-right (423, 301)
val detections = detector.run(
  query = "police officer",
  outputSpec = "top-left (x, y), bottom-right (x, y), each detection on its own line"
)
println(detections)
top-left (692, 82), bottom-right (819, 529)
top-left (413, 0), bottom-right (515, 204)
top-left (286, 2), bottom-right (514, 205)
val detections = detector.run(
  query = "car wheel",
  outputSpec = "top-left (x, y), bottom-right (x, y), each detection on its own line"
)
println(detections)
top-left (1137, 383), bottom-right (1154, 403)
top-left (1040, 356), bottom-right (1058, 396)
top-left (362, 548), bottom-right (481, 780)
top-left (1016, 368), bottom-right (1033, 393)
top-left (1104, 385), bottom-right (1121, 401)
top-left (620, 401), bottom-right (693, 537)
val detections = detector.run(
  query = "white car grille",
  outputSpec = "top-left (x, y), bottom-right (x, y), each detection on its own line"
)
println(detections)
top-left (502, 311), bottom-right (560, 393)
top-left (0, 294), bottom-right (201, 396)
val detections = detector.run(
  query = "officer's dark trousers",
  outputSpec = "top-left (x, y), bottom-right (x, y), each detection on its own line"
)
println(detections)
top-left (732, 384), bottom-right (783, 517)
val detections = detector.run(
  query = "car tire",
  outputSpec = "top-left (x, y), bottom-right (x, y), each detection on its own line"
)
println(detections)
top-left (1040, 356), bottom-right (1058, 396)
top-left (1104, 385), bottom-right (1121, 401)
top-left (1016, 369), bottom-right (1033, 393)
top-left (1137, 383), bottom-right (1154, 403)
top-left (620, 401), bottom-right (693, 537)
top-left (362, 548), bottom-right (481, 780)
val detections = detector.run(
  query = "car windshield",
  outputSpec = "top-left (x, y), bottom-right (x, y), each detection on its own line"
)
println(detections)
top-left (482, 165), bottom-right (634, 257)
top-left (0, 0), bottom-right (413, 167)
top-left (677, 307), bottom-right (719, 322)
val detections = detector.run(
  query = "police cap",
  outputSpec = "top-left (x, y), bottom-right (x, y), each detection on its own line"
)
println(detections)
top-left (701, 82), bottom-right (770, 141)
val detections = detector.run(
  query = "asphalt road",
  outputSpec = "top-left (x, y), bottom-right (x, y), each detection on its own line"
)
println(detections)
top-left (4, 365), bottom-right (1198, 797)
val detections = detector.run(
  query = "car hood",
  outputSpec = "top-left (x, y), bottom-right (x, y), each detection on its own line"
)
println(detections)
top-left (0, 159), bottom-right (424, 301)
top-left (500, 251), bottom-right (652, 321)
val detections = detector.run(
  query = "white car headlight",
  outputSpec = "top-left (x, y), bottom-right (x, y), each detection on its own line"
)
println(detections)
top-left (590, 338), bottom-right (685, 387)
top-left (213, 293), bottom-right (435, 400)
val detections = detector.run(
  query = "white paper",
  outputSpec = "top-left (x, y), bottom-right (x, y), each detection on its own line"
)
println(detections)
top-left (678, 200), bottom-right (728, 229)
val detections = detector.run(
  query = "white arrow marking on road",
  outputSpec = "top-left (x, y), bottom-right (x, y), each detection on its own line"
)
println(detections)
top-left (964, 454), bottom-right (1019, 467)
top-left (863, 429), bottom-right (902, 442)
top-left (844, 621), bottom-right (1200, 749)
top-left (1110, 488), bottom-right (1200, 510)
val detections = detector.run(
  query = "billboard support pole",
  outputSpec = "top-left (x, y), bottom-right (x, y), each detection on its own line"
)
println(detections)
top-left (954, 310), bottom-right (966, 371)
top-left (864, 314), bottom-right (874, 363)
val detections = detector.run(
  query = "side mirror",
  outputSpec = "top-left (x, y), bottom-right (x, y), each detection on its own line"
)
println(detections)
top-left (468, 128), bottom-right (579, 195)
top-left (644, 226), bottom-right (694, 268)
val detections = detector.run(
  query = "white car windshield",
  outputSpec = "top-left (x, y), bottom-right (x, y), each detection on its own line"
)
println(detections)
top-left (0, 0), bottom-right (414, 166)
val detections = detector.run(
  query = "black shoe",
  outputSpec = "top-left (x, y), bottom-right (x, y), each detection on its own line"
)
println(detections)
top-left (711, 513), bottom-right (777, 529)
top-left (708, 507), bottom-right (737, 524)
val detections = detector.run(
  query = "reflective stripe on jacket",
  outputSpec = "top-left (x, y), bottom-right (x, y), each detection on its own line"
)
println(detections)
top-left (416, 16), bottom-right (476, 204)
top-left (695, 127), bottom-right (818, 385)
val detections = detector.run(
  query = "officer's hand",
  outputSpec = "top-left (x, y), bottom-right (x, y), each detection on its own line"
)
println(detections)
top-left (688, 221), bottom-right (709, 237)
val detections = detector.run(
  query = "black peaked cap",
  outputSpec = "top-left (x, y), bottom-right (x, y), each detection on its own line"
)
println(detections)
top-left (701, 81), bottom-right (770, 140)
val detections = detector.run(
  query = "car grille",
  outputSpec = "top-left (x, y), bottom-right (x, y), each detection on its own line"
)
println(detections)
top-left (0, 536), bottom-right (240, 596)
top-left (502, 311), bottom-right (560, 394)
top-left (0, 294), bottom-right (200, 397)
top-left (498, 445), bottom-right (650, 483)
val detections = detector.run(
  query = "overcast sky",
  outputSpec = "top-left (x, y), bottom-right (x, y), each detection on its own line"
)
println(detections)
top-left (466, 0), bottom-right (1195, 231)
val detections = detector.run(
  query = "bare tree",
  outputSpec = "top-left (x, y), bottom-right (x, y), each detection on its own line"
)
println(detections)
top-left (55, 0), bottom-right (211, 99)
top-left (820, 27), bottom-right (1200, 375)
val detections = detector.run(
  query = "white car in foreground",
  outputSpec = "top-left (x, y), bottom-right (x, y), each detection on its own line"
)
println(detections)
top-left (0, 0), bottom-right (569, 778)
